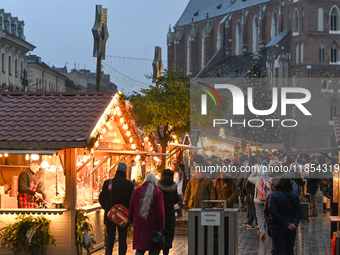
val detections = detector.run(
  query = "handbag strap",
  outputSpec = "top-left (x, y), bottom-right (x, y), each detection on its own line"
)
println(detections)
top-left (108, 179), bottom-right (113, 208)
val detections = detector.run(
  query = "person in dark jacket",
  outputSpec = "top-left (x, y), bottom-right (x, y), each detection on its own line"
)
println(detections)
top-left (243, 156), bottom-right (257, 228)
top-left (215, 173), bottom-right (238, 208)
top-left (269, 174), bottom-right (302, 255)
top-left (157, 169), bottom-right (178, 255)
top-left (306, 160), bottom-right (320, 217)
top-left (18, 160), bottom-right (43, 208)
top-left (99, 162), bottom-right (134, 255)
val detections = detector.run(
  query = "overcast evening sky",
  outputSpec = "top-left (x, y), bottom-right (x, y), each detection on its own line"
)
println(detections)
top-left (2, 1), bottom-right (189, 93)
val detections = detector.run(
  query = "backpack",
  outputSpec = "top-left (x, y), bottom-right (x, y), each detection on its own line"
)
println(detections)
top-left (107, 179), bottom-right (129, 227)
top-left (257, 177), bottom-right (272, 201)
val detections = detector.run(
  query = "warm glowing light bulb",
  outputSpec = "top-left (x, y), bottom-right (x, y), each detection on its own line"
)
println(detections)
top-left (122, 124), bottom-right (128, 130)
top-left (91, 148), bottom-right (94, 154)
top-left (95, 141), bottom-right (99, 147)
top-left (41, 161), bottom-right (49, 168)
top-left (4, 153), bottom-right (8, 157)
top-left (31, 154), bottom-right (39, 160)
top-left (0, 154), bottom-right (2, 158)
top-left (25, 154), bottom-right (29, 160)
top-left (126, 131), bottom-right (131, 137)
top-left (131, 144), bottom-right (136, 149)
top-left (106, 121), bottom-right (111, 127)
top-left (130, 137), bottom-right (133, 143)
top-left (117, 111), bottom-right (122, 117)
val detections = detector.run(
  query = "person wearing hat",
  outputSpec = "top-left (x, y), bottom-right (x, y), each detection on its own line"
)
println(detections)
top-left (99, 162), bottom-right (134, 255)
top-left (157, 169), bottom-right (179, 255)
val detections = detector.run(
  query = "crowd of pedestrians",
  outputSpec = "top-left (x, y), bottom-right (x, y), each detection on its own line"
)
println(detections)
top-left (98, 150), bottom-right (337, 255)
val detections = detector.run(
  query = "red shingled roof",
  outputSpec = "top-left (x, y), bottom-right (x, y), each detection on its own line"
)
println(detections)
top-left (0, 92), bottom-right (115, 149)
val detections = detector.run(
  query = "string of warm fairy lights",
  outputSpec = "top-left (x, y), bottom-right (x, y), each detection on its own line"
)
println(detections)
top-left (88, 91), bottom-right (142, 152)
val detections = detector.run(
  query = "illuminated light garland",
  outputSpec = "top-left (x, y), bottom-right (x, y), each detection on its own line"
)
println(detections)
top-left (126, 131), bottom-right (131, 137)
top-left (120, 118), bottom-right (125, 124)
top-left (122, 124), bottom-right (128, 130)
top-left (131, 144), bottom-right (136, 150)
top-left (130, 137), bottom-right (133, 143)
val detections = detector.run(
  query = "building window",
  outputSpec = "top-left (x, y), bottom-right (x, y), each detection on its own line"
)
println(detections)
top-left (201, 32), bottom-right (205, 68)
top-left (4, 19), bottom-right (8, 32)
top-left (0, 17), bottom-right (2, 29)
top-left (319, 42), bottom-right (325, 63)
top-left (318, 7), bottom-right (324, 31)
top-left (11, 24), bottom-right (16, 35)
top-left (8, 56), bottom-right (11, 75)
top-left (278, 61), bottom-right (283, 87)
top-left (216, 25), bottom-right (221, 50)
top-left (331, 101), bottom-right (337, 120)
top-left (288, 11), bottom-right (291, 30)
top-left (300, 42), bottom-right (304, 63)
top-left (15, 59), bottom-right (17, 77)
top-left (18, 26), bottom-right (22, 37)
top-left (296, 43), bottom-right (299, 64)
top-left (301, 9), bottom-right (304, 32)
top-left (1, 53), bottom-right (4, 72)
top-left (36, 79), bottom-right (39, 91)
top-left (271, 12), bottom-right (278, 39)
top-left (284, 62), bottom-right (289, 87)
top-left (187, 37), bottom-right (190, 75)
top-left (236, 21), bottom-right (242, 55)
top-left (330, 7), bottom-right (340, 31)
top-left (293, 9), bottom-right (299, 34)
top-left (253, 16), bottom-right (259, 53)
top-left (331, 43), bottom-right (337, 63)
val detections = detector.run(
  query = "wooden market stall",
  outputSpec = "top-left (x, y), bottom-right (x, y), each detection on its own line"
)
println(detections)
top-left (0, 92), bottom-right (153, 255)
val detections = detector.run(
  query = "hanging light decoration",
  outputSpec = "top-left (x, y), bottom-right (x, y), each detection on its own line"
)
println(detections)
top-left (4, 153), bottom-right (9, 157)
top-left (131, 144), bottom-right (136, 149)
top-left (122, 124), bottom-right (128, 130)
top-left (120, 118), bottom-right (124, 124)
top-left (126, 131), bottom-right (131, 137)
top-left (31, 154), bottom-right (39, 160)
top-left (41, 161), bottom-right (49, 168)
top-left (25, 154), bottom-right (29, 160)
top-left (130, 137), bottom-right (133, 143)
top-left (95, 141), bottom-right (99, 147)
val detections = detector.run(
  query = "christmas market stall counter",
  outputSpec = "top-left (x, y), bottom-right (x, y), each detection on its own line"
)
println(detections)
top-left (0, 92), bottom-right (146, 255)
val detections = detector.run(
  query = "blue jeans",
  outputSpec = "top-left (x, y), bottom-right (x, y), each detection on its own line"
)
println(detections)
top-left (271, 228), bottom-right (296, 255)
top-left (105, 220), bottom-right (128, 255)
top-left (135, 251), bottom-right (159, 255)
top-left (255, 202), bottom-right (266, 235)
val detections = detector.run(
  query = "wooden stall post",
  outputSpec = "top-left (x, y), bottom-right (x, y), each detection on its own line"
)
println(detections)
top-left (65, 148), bottom-right (77, 255)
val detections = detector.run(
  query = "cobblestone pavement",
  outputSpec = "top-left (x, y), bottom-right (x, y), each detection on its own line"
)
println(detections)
top-left (93, 203), bottom-right (332, 255)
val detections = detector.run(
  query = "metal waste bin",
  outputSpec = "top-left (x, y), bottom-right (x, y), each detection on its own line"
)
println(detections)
top-left (188, 200), bottom-right (238, 255)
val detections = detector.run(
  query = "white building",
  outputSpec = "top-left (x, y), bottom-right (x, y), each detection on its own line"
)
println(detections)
top-left (0, 9), bottom-right (35, 91)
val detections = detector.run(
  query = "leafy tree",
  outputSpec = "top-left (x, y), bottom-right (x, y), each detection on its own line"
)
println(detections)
top-left (129, 70), bottom-right (190, 171)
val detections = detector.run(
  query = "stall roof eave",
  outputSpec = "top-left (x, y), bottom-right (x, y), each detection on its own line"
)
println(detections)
top-left (168, 143), bottom-right (202, 150)
top-left (95, 150), bottom-right (149, 155)
top-left (285, 147), bottom-right (339, 155)
top-left (0, 149), bottom-right (60, 154)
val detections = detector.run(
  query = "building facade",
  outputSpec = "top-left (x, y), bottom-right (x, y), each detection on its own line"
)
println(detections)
top-left (0, 9), bottom-right (35, 91)
top-left (27, 55), bottom-right (67, 92)
top-left (168, 0), bottom-right (340, 150)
